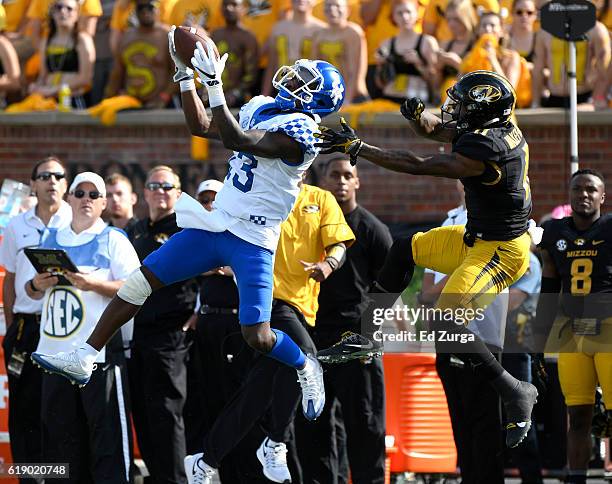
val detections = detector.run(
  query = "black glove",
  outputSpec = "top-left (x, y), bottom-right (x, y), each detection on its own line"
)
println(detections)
top-left (314, 117), bottom-right (363, 165)
top-left (530, 353), bottom-right (548, 398)
top-left (401, 97), bottom-right (425, 121)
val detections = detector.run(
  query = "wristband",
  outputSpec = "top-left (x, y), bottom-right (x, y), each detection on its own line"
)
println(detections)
top-left (29, 279), bottom-right (40, 293)
top-left (206, 84), bottom-right (226, 108)
top-left (180, 79), bottom-right (196, 92)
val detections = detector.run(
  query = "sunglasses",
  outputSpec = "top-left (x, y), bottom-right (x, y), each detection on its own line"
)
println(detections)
top-left (53, 4), bottom-right (75, 12)
top-left (35, 171), bottom-right (66, 181)
top-left (73, 189), bottom-right (103, 200)
top-left (146, 182), bottom-right (177, 191)
top-left (515, 9), bottom-right (535, 15)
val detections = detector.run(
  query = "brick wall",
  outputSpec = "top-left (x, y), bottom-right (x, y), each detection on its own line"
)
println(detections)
top-left (1, 110), bottom-right (610, 230)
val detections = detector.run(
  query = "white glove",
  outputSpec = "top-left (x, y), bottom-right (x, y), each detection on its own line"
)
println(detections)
top-left (191, 40), bottom-right (228, 107)
top-left (168, 26), bottom-right (193, 82)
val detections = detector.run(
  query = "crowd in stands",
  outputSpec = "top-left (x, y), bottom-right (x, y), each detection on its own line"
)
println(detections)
top-left (0, 0), bottom-right (611, 114)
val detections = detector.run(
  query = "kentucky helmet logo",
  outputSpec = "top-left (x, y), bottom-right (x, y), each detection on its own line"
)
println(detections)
top-left (469, 84), bottom-right (502, 103)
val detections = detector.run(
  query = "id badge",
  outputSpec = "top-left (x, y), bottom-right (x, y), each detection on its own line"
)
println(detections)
top-left (7, 350), bottom-right (26, 378)
top-left (571, 318), bottom-right (601, 336)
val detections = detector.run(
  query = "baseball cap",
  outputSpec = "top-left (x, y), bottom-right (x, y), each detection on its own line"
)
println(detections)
top-left (69, 172), bottom-right (107, 197)
top-left (196, 179), bottom-right (224, 196)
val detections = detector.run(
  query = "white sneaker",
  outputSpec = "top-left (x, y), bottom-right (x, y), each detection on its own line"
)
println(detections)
top-left (31, 350), bottom-right (94, 387)
top-left (256, 437), bottom-right (292, 483)
top-left (297, 354), bottom-right (325, 421)
top-left (184, 453), bottom-right (216, 484)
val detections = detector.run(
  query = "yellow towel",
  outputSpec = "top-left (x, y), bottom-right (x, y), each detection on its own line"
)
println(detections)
top-left (339, 99), bottom-right (401, 128)
top-left (88, 95), bottom-right (142, 126)
top-left (5, 93), bottom-right (57, 112)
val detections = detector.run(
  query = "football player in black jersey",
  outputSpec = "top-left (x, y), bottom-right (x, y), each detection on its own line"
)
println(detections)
top-left (315, 70), bottom-right (537, 448)
top-left (536, 169), bottom-right (611, 484)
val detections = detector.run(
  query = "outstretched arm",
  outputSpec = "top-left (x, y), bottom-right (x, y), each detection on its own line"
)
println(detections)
top-left (400, 98), bottom-right (456, 142)
top-left (316, 118), bottom-right (483, 178)
top-left (191, 39), bottom-right (304, 163)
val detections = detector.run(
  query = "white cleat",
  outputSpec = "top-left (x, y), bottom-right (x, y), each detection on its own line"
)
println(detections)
top-left (31, 350), bottom-right (94, 387)
top-left (184, 453), bottom-right (216, 484)
top-left (256, 437), bottom-right (292, 483)
top-left (297, 354), bottom-right (325, 421)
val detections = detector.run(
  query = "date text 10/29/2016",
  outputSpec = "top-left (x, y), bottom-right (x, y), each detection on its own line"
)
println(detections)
top-left (0, 464), bottom-right (69, 478)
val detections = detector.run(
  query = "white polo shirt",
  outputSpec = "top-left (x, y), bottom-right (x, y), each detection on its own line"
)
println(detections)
top-left (36, 218), bottom-right (140, 363)
top-left (0, 202), bottom-right (72, 314)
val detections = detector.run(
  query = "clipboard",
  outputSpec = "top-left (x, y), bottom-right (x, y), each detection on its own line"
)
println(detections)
top-left (24, 248), bottom-right (79, 286)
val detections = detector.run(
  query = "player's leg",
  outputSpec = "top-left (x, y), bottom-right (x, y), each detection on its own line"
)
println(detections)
top-left (433, 233), bottom-right (535, 448)
top-left (32, 229), bottom-right (223, 386)
top-left (226, 233), bottom-right (325, 421)
top-left (376, 224), bottom-right (468, 292)
top-left (559, 352), bottom-right (598, 484)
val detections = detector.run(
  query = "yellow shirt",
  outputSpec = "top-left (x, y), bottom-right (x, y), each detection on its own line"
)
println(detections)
top-left (168, 0), bottom-right (224, 33)
top-left (3, 0), bottom-right (30, 33)
top-left (110, 0), bottom-right (176, 32)
top-left (422, 0), bottom-right (498, 42)
top-left (242, 0), bottom-right (290, 50)
top-left (27, 0), bottom-right (102, 21)
top-left (273, 184), bottom-right (355, 326)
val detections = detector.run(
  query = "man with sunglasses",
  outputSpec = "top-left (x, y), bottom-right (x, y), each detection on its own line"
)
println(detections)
top-left (26, 171), bottom-right (139, 483)
top-left (0, 156), bottom-right (71, 477)
top-left (124, 165), bottom-right (198, 483)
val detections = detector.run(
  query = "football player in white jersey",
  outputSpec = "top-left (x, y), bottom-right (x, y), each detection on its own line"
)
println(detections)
top-left (32, 28), bottom-right (346, 484)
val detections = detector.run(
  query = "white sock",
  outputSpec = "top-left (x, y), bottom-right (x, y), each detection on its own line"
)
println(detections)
top-left (76, 343), bottom-right (99, 366)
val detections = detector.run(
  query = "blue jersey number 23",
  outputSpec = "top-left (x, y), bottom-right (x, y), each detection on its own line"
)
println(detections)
top-left (228, 152), bottom-right (258, 193)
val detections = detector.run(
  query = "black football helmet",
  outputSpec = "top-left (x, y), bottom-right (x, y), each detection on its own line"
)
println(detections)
top-left (441, 70), bottom-right (516, 132)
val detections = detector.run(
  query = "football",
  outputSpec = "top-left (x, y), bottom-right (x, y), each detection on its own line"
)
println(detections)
top-left (173, 26), bottom-right (219, 69)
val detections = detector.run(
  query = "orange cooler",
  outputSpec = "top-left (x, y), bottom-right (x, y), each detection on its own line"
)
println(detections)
top-left (383, 353), bottom-right (457, 474)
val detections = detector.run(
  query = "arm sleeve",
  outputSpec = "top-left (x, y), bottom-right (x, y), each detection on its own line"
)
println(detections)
top-left (452, 132), bottom-right (501, 162)
top-left (108, 231), bottom-right (141, 280)
top-left (0, 222), bottom-right (18, 272)
top-left (319, 191), bottom-right (356, 249)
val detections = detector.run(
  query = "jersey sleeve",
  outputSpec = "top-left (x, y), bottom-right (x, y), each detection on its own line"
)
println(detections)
top-left (268, 115), bottom-right (321, 164)
top-left (319, 190), bottom-right (356, 249)
top-left (453, 132), bottom-right (501, 162)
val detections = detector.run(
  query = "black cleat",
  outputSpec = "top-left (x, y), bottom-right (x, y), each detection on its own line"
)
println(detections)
top-left (503, 381), bottom-right (538, 448)
top-left (316, 332), bottom-right (383, 364)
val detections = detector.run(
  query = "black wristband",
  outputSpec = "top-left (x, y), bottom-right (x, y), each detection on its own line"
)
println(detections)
top-left (29, 279), bottom-right (40, 293)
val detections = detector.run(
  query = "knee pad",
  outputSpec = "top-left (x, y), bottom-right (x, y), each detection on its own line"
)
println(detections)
top-left (377, 236), bottom-right (415, 292)
top-left (117, 269), bottom-right (152, 306)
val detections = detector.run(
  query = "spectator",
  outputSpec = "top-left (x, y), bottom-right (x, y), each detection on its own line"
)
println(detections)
top-left (507, 0), bottom-right (537, 68)
top-left (88, 0), bottom-right (117, 104)
top-left (109, 0), bottom-right (176, 56)
top-left (104, 173), bottom-right (139, 232)
top-left (461, 12), bottom-right (521, 90)
top-left (167, 0), bottom-right (224, 35)
top-left (295, 157), bottom-right (392, 484)
top-left (436, 0), bottom-right (477, 102)
top-left (262, 0), bottom-right (326, 96)
top-left (26, 0), bottom-right (95, 107)
top-left (211, 0), bottom-right (260, 108)
top-left (27, 171), bottom-right (139, 483)
top-left (361, 0), bottom-right (398, 99)
top-left (0, 8), bottom-right (21, 105)
top-left (105, 0), bottom-right (174, 109)
top-left (375, 0), bottom-right (438, 104)
top-left (26, 0), bottom-right (101, 54)
top-left (531, 12), bottom-right (610, 108)
top-left (0, 157), bottom-right (71, 484)
top-left (312, 0), bottom-right (370, 104)
top-left (422, 0), bottom-right (498, 43)
top-left (127, 165), bottom-right (197, 483)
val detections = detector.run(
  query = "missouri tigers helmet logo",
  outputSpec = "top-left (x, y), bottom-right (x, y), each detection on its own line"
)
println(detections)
top-left (468, 85), bottom-right (502, 103)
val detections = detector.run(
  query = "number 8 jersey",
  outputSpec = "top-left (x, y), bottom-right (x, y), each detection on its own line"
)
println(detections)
top-left (211, 96), bottom-right (321, 250)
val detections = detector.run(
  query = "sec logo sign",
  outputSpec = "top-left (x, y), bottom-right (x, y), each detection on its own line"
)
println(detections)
top-left (43, 287), bottom-right (84, 338)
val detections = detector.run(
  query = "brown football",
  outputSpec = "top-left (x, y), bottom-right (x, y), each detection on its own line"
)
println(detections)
top-left (173, 26), bottom-right (219, 69)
